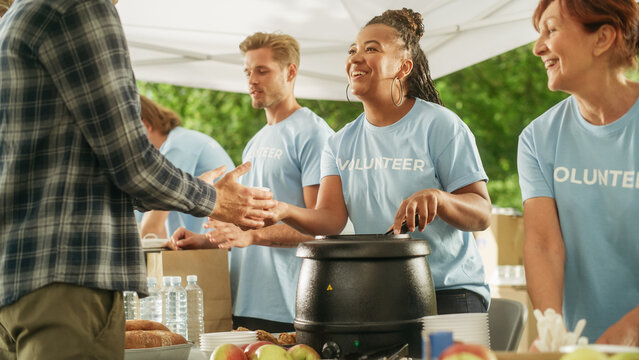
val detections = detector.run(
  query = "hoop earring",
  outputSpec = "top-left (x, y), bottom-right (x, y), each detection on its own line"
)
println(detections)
top-left (391, 77), bottom-right (404, 107)
top-left (346, 83), bottom-right (352, 104)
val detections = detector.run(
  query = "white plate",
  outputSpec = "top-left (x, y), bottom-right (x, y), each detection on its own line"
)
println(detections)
top-left (200, 337), bottom-right (256, 343)
top-left (125, 343), bottom-right (192, 360)
top-left (201, 331), bottom-right (257, 337)
top-left (560, 344), bottom-right (639, 354)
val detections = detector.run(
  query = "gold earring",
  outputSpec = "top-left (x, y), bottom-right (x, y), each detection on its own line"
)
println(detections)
top-left (391, 77), bottom-right (404, 107)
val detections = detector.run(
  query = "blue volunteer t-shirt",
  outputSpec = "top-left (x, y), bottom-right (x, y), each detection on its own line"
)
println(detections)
top-left (135, 127), bottom-right (235, 235)
top-left (518, 95), bottom-right (639, 341)
top-left (232, 108), bottom-right (334, 323)
top-left (322, 98), bottom-right (490, 303)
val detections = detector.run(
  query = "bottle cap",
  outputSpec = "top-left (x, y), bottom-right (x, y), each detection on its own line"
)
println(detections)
top-left (187, 275), bottom-right (197, 282)
top-left (429, 331), bottom-right (454, 359)
top-left (162, 276), bottom-right (172, 286)
top-left (147, 277), bottom-right (157, 285)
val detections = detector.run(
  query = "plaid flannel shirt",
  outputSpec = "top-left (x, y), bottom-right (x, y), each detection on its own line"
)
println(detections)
top-left (0, 0), bottom-right (217, 307)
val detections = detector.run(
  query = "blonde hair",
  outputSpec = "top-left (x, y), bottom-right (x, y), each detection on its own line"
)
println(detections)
top-left (139, 95), bottom-right (182, 135)
top-left (239, 32), bottom-right (300, 68)
top-left (0, 0), bottom-right (13, 18)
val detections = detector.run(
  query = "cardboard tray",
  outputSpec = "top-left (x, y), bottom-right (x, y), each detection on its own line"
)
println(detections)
top-left (495, 352), bottom-right (562, 360)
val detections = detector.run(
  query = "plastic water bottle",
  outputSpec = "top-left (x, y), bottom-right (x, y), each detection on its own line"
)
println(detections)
top-left (165, 276), bottom-right (187, 338)
top-left (123, 291), bottom-right (139, 320)
top-left (140, 277), bottom-right (162, 323)
top-left (185, 275), bottom-right (205, 347)
top-left (160, 276), bottom-right (172, 323)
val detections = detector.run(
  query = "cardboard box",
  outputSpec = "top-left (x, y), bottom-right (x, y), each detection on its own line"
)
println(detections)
top-left (496, 352), bottom-right (561, 360)
top-left (474, 211), bottom-right (525, 266)
top-left (491, 213), bottom-right (525, 266)
top-left (146, 249), bottom-right (233, 332)
top-left (474, 210), bottom-right (536, 352)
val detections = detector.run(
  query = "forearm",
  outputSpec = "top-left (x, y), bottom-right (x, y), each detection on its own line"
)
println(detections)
top-left (437, 190), bottom-right (492, 231)
top-left (140, 210), bottom-right (169, 238)
top-left (524, 237), bottom-right (565, 313)
top-left (282, 204), bottom-right (346, 236)
top-left (248, 224), bottom-right (314, 247)
top-left (41, 1), bottom-right (216, 217)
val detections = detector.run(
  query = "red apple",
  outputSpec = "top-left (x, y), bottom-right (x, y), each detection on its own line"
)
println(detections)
top-left (211, 343), bottom-right (248, 360)
top-left (255, 344), bottom-right (293, 360)
top-left (244, 341), bottom-right (273, 360)
top-left (287, 344), bottom-right (320, 360)
top-left (439, 343), bottom-right (496, 360)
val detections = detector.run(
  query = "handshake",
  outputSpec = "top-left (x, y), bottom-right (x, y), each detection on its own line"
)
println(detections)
top-left (200, 162), bottom-right (279, 230)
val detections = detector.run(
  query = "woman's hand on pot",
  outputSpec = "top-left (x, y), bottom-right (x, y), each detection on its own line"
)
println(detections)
top-left (391, 189), bottom-right (443, 233)
top-left (206, 219), bottom-right (254, 248)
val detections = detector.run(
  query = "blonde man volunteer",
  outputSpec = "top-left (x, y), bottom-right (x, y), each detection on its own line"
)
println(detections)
top-left (170, 32), bottom-right (334, 332)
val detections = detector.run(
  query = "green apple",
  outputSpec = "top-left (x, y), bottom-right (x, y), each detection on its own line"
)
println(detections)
top-left (287, 344), bottom-right (320, 360)
top-left (561, 348), bottom-right (608, 360)
top-left (255, 344), bottom-right (293, 360)
top-left (244, 341), bottom-right (273, 360)
top-left (211, 343), bottom-right (248, 360)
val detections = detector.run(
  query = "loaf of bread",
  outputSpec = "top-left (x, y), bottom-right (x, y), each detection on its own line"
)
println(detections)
top-left (125, 330), bottom-right (187, 349)
top-left (124, 320), bottom-right (187, 349)
top-left (125, 319), bottom-right (170, 331)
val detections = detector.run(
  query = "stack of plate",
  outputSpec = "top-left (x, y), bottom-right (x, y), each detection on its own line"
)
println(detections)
top-left (199, 331), bottom-right (257, 357)
top-left (422, 313), bottom-right (490, 347)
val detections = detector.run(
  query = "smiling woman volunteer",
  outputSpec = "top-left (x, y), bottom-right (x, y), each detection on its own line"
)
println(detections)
top-left (226, 8), bottom-right (493, 314)
top-left (518, 0), bottom-right (639, 345)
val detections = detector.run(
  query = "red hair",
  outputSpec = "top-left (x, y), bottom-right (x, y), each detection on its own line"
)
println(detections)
top-left (533, 0), bottom-right (639, 68)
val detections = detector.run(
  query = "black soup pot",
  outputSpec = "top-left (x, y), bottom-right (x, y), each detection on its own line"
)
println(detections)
top-left (294, 234), bottom-right (437, 359)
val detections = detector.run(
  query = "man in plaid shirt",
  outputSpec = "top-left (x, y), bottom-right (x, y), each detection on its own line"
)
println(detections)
top-left (0, 0), bottom-right (275, 358)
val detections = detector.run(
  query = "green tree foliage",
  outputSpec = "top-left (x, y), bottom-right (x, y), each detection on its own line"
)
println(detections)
top-left (138, 43), bottom-right (571, 210)
top-left (434, 43), bottom-right (568, 209)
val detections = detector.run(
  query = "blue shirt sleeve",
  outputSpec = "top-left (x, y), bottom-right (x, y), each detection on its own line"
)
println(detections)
top-left (299, 124), bottom-right (333, 187)
top-left (321, 135), bottom-right (340, 179)
top-left (431, 113), bottom-right (487, 192)
top-left (517, 125), bottom-right (554, 202)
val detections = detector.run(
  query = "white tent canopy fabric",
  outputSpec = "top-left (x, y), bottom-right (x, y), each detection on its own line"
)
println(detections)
top-left (117, 0), bottom-right (540, 101)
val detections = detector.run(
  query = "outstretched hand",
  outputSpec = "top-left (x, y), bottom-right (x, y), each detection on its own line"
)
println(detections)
top-left (168, 227), bottom-right (216, 250)
top-left (198, 164), bottom-right (228, 185)
top-left (204, 219), bottom-right (254, 249)
top-left (209, 162), bottom-right (276, 229)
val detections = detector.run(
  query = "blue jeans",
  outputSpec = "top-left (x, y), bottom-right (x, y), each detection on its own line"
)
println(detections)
top-left (436, 289), bottom-right (488, 314)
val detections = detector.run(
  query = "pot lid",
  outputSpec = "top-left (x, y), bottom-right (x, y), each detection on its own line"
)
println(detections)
top-left (296, 234), bottom-right (431, 259)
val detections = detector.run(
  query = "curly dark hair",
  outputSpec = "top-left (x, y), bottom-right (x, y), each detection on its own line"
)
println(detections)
top-left (366, 8), bottom-right (443, 106)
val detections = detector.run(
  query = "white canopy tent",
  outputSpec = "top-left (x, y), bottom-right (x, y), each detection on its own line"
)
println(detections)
top-left (117, 0), bottom-right (540, 101)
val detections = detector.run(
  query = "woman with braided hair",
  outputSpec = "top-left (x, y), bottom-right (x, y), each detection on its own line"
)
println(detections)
top-left (206, 8), bottom-right (492, 314)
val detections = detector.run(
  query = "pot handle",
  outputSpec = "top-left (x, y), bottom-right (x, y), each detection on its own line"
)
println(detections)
top-left (384, 214), bottom-right (420, 235)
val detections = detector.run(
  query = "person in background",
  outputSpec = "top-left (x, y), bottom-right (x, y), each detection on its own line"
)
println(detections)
top-left (240, 9), bottom-right (492, 314)
top-left (0, 0), bottom-right (274, 359)
top-left (170, 32), bottom-right (334, 332)
top-left (136, 95), bottom-right (235, 239)
top-left (518, 0), bottom-right (639, 345)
